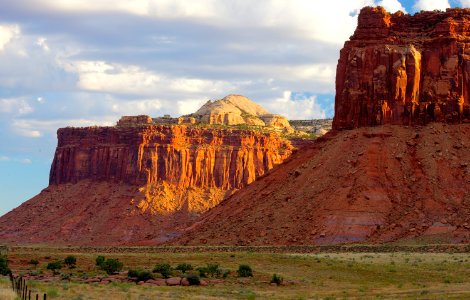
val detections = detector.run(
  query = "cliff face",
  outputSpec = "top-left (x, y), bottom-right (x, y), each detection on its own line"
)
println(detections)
top-left (0, 124), bottom-right (292, 246)
top-left (334, 7), bottom-right (470, 129)
top-left (50, 125), bottom-right (291, 189)
top-left (175, 124), bottom-right (470, 246)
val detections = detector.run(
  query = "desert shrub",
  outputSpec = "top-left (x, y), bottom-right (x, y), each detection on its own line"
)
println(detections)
top-left (47, 261), bottom-right (63, 275)
top-left (153, 263), bottom-right (172, 278)
top-left (196, 263), bottom-right (222, 278)
top-left (0, 255), bottom-right (11, 275)
top-left (100, 258), bottom-right (123, 275)
top-left (176, 263), bottom-right (193, 274)
top-left (95, 256), bottom-right (105, 267)
top-left (237, 264), bottom-right (253, 277)
top-left (196, 266), bottom-right (208, 278)
top-left (185, 273), bottom-right (201, 285)
top-left (29, 259), bottom-right (39, 267)
top-left (271, 273), bottom-right (283, 285)
top-left (138, 271), bottom-right (154, 282)
top-left (127, 269), bottom-right (139, 278)
top-left (64, 256), bottom-right (77, 268)
top-left (206, 263), bottom-right (221, 277)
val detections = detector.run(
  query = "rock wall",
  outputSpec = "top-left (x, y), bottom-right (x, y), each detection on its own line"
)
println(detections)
top-left (50, 125), bottom-right (292, 190)
top-left (333, 6), bottom-right (470, 129)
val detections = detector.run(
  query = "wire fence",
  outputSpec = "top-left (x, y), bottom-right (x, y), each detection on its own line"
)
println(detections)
top-left (9, 273), bottom-right (47, 300)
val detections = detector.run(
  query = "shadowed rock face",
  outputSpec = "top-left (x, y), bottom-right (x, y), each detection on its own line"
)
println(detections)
top-left (174, 124), bottom-right (470, 246)
top-left (334, 6), bottom-right (470, 130)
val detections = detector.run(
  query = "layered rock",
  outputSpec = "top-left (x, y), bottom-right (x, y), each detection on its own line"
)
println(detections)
top-left (50, 125), bottom-right (291, 189)
top-left (0, 124), bottom-right (292, 245)
top-left (334, 6), bottom-right (470, 130)
top-left (192, 94), bottom-right (294, 133)
top-left (174, 124), bottom-right (470, 246)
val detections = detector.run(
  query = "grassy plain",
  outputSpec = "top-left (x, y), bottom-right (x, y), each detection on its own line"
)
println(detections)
top-left (2, 247), bottom-right (470, 299)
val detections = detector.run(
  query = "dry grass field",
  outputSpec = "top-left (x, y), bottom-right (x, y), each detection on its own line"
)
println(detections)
top-left (2, 246), bottom-right (470, 299)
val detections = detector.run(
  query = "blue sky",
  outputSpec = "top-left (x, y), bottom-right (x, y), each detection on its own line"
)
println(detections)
top-left (0, 0), bottom-right (467, 216)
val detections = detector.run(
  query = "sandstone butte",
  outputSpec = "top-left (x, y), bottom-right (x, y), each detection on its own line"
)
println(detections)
top-left (0, 114), bottom-right (292, 245)
top-left (174, 7), bottom-right (470, 246)
top-left (334, 6), bottom-right (470, 129)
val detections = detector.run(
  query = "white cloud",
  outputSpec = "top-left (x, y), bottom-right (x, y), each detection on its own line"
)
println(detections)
top-left (413, 0), bottom-right (450, 11)
top-left (62, 60), bottom-right (233, 96)
top-left (177, 98), bottom-right (207, 115)
top-left (19, 158), bottom-right (32, 164)
top-left (36, 37), bottom-right (50, 52)
top-left (264, 91), bottom-right (326, 120)
top-left (0, 98), bottom-right (33, 115)
top-left (37, 97), bottom-right (45, 104)
top-left (0, 156), bottom-right (10, 161)
top-left (376, 0), bottom-right (407, 12)
top-left (32, 0), bottom-right (373, 45)
top-left (0, 24), bottom-right (20, 51)
top-left (12, 118), bottom-right (115, 138)
top-left (459, 0), bottom-right (470, 6)
top-left (110, 98), bottom-right (163, 115)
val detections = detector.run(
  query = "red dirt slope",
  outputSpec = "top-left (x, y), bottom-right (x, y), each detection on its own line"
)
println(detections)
top-left (174, 124), bottom-right (470, 245)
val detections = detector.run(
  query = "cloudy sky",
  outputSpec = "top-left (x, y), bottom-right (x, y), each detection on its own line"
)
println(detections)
top-left (0, 0), bottom-right (467, 215)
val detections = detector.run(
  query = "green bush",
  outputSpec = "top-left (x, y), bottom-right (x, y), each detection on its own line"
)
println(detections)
top-left (47, 261), bottom-right (63, 275)
top-left (100, 259), bottom-right (123, 275)
top-left (237, 264), bottom-right (253, 277)
top-left (270, 273), bottom-right (283, 285)
top-left (127, 269), bottom-right (139, 278)
top-left (176, 263), bottom-right (193, 274)
top-left (95, 256), bottom-right (105, 267)
top-left (127, 269), bottom-right (154, 282)
top-left (29, 259), bottom-right (39, 267)
top-left (206, 263), bottom-right (221, 277)
top-left (153, 263), bottom-right (172, 278)
top-left (196, 263), bottom-right (224, 278)
top-left (0, 255), bottom-right (11, 275)
top-left (196, 266), bottom-right (208, 278)
top-left (64, 256), bottom-right (77, 268)
top-left (137, 271), bottom-right (154, 282)
top-left (185, 273), bottom-right (201, 285)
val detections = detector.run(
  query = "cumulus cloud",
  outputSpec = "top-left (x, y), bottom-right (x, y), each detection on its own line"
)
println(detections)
top-left (264, 91), bottom-right (326, 120)
top-left (376, 0), bottom-right (407, 12)
top-left (110, 98), bottom-right (163, 115)
top-left (0, 24), bottom-right (20, 51)
top-left (61, 60), bottom-right (233, 97)
top-left (459, 0), bottom-right (470, 6)
top-left (0, 98), bottom-right (33, 115)
top-left (413, 0), bottom-right (450, 11)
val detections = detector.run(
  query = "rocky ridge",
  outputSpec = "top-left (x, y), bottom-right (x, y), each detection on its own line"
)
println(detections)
top-left (191, 94), bottom-right (294, 133)
top-left (334, 6), bottom-right (470, 129)
top-left (175, 124), bottom-right (470, 245)
top-left (0, 122), bottom-right (292, 245)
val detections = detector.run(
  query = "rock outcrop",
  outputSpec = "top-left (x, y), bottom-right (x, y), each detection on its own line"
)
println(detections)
top-left (0, 124), bottom-right (292, 245)
top-left (192, 94), bottom-right (294, 133)
top-left (174, 124), bottom-right (470, 246)
top-left (50, 125), bottom-right (291, 189)
top-left (334, 7), bottom-right (470, 129)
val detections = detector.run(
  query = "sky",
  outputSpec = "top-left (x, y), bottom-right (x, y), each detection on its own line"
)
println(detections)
top-left (0, 0), bottom-right (468, 215)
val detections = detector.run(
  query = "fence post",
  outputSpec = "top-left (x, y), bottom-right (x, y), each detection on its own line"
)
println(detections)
top-left (43, 293), bottom-right (47, 300)
top-left (29, 290), bottom-right (31, 300)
